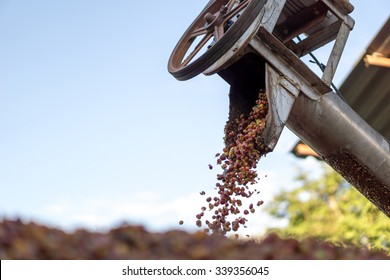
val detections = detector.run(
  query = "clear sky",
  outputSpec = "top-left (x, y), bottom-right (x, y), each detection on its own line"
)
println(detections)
top-left (1, 0), bottom-right (389, 235)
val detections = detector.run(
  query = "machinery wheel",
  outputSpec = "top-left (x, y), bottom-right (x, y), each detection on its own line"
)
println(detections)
top-left (168, 0), bottom-right (267, 81)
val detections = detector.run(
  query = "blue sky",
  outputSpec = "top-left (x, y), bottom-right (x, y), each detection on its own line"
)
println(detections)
top-left (1, 0), bottom-right (389, 234)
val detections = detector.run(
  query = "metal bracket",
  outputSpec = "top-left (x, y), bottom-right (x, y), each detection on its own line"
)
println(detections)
top-left (259, 64), bottom-right (300, 151)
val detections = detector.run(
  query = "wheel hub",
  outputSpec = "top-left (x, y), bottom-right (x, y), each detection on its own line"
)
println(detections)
top-left (168, 0), bottom-right (267, 81)
top-left (204, 5), bottom-right (228, 31)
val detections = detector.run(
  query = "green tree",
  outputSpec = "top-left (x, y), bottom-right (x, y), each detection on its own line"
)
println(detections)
top-left (266, 164), bottom-right (390, 251)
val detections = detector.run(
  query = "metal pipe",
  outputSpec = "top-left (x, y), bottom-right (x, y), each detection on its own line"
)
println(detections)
top-left (287, 90), bottom-right (390, 216)
top-left (222, 38), bottom-right (390, 216)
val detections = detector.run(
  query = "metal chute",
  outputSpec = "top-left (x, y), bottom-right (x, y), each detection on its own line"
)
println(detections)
top-left (168, 0), bottom-right (390, 217)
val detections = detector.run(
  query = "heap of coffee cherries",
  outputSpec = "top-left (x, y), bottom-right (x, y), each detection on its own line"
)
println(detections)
top-left (196, 92), bottom-right (269, 235)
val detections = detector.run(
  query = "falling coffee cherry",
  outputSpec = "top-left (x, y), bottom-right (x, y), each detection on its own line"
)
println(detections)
top-left (198, 92), bottom-right (269, 235)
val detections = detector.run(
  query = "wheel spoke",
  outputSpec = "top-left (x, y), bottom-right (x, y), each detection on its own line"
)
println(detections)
top-left (181, 32), bottom-right (213, 67)
top-left (214, 25), bottom-right (225, 41)
top-left (189, 26), bottom-right (208, 39)
top-left (180, 0), bottom-right (250, 69)
top-left (224, 0), bottom-right (249, 21)
top-left (226, 0), bottom-right (239, 11)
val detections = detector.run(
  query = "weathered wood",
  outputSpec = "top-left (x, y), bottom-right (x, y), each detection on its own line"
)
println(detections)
top-left (253, 27), bottom-right (331, 94)
top-left (274, 1), bottom-right (328, 43)
top-left (320, 0), bottom-right (355, 29)
top-left (291, 20), bottom-right (342, 57)
top-left (364, 55), bottom-right (390, 68)
top-left (321, 0), bottom-right (354, 15)
top-left (261, 0), bottom-right (286, 32)
top-left (322, 22), bottom-right (350, 85)
top-left (204, 1), bottom-right (269, 76)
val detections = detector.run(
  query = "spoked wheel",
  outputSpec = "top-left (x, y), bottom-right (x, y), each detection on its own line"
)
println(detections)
top-left (168, 0), bottom-right (267, 81)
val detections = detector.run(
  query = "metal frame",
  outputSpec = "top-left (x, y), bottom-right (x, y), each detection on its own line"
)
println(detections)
top-left (211, 0), bottom-right (390, 216)
top-left (169, 0), bottom-right (390, 216)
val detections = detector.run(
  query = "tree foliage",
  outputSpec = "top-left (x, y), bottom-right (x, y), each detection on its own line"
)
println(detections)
top-left (266, 164), bottom-right (390, 251)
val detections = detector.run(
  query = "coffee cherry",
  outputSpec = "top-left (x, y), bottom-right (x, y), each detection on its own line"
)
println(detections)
top-left (198, 93), bottom-right (269, 235)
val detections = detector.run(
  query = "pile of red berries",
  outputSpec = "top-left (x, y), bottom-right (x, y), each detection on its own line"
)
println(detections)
top-left (197, 92), bottom-right (269, 234)
top-left (2, 219), bottom-right (388, 259)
